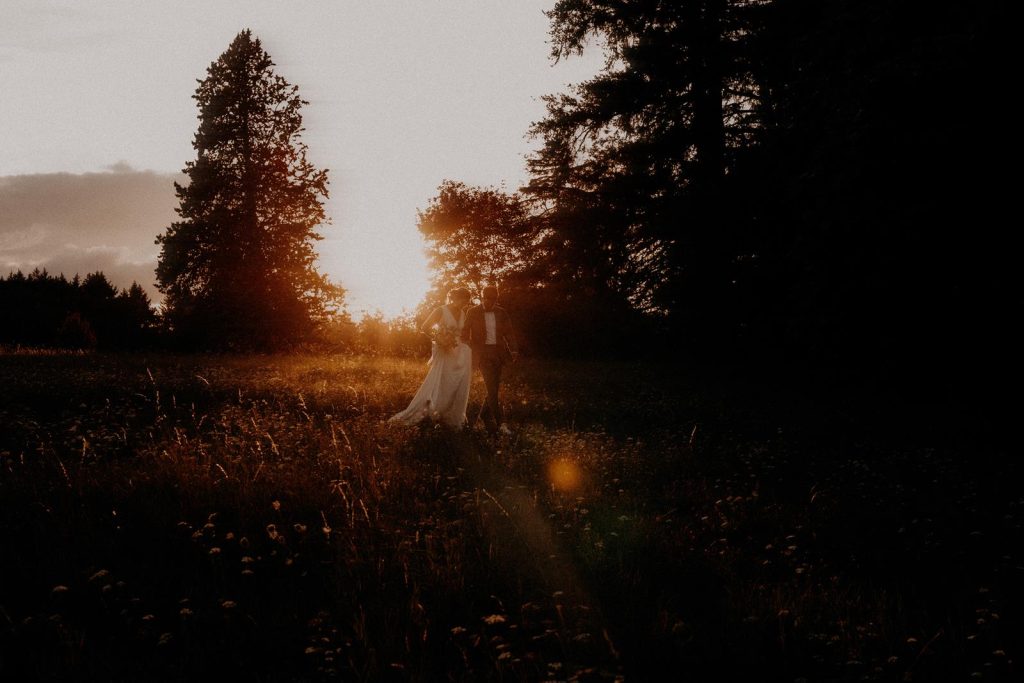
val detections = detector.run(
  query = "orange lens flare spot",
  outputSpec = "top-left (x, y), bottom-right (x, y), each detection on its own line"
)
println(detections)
top-left (548, 458), bottom-right (581, 492)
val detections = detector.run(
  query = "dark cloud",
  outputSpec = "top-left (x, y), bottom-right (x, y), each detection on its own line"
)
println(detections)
top-left (0, 166), bottom-right (183, 299)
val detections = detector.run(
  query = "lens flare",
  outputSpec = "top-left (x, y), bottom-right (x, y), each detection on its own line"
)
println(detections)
top-left (548, 458), bottom-right (581, 492)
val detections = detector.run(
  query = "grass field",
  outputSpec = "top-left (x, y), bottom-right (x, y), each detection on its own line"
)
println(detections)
top-left (0, 352), bottom-right (1018, 681)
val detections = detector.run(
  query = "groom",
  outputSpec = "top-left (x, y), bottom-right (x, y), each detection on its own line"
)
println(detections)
top-left (463, 285), bottom-right (518, 434)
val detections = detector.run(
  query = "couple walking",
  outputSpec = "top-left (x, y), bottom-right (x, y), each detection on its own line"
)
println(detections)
top-left (390, 285), bottom-right (518, 434)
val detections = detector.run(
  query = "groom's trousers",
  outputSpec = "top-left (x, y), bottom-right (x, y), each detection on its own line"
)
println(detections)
top-left (476, 345), bottom-right (504, 430)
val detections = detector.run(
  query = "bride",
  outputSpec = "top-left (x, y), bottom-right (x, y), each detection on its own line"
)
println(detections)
top-left (390, 287), bottom-right (473, 428)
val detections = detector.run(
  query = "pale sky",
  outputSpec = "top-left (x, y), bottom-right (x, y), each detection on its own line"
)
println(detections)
top-left (0, 0), bottom-right (601, 317)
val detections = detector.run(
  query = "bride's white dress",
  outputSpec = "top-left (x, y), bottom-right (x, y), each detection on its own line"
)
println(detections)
top-left (390, 305), bottom-right (472, 428)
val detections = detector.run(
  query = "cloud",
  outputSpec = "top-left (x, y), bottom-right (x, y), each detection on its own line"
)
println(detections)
top-left (0, 166), bottom-right (183, 299)
top-left (0, 2), bottom-right (112, 57)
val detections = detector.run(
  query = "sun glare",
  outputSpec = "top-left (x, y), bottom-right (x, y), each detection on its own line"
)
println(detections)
top-left (365, 264), bottom-right (432, 320)
top-left (319, 225), bottom-right (433, 320)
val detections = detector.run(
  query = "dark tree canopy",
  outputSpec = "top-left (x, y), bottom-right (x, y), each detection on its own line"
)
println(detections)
top-left (527, 0), bottom-right (766, 324)
top-left (417, 0), bottom-right (1012, 401)
top-left (0, 270), bottom-right (156, 350)
top-left (416, 181), bottom-right (653, 357)
top-left (156, 30), bottom-right (342, 350)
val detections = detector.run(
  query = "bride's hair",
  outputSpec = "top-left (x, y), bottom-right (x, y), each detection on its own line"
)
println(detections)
top-left (447, 287), bottom-right (471, 303)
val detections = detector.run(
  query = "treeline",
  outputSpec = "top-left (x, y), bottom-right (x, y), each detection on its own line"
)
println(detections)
top-left (0, 270), bottom-right (433, 356)
top-left (0, 270), bottom-right (157, 351)
top-left (417, 1), bottom-right (1012, 398)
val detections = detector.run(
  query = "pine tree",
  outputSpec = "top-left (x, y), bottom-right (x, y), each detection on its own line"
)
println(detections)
top-left (526, 1), bottom-right (765, 341)
top-left (156, 30), bottom-right (343, 350)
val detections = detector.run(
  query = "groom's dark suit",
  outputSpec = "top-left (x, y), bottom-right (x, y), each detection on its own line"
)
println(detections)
top-left (463, 304), bottom-right (517, 431)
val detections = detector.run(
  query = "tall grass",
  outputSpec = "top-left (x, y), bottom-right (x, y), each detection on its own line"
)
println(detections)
top-left (0, 353), bottom-right (1018, 681)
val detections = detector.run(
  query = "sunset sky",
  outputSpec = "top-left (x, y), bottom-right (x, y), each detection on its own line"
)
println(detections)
top-left (0, 0), bottom-right (601, 317)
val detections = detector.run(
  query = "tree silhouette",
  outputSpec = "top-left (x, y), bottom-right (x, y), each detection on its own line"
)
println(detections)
top-left (156, 29), bottom-right (343, 350)
top-left (416, 181), bottom-right (534, 311)
top-left (109, 283), bottom-right (159, 349)
top-left (0, 270), bottom-right (156, 350)
top-left (416, 181), bottom-right (652, 356)
top-left (527, 0), bottom-right (765, 345)
top-left (518, 0), bottom-right (1014, 395)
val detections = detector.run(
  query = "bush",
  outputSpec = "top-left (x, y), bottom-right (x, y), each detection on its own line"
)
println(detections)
top-left (56, 312), bottom-right (97, 350)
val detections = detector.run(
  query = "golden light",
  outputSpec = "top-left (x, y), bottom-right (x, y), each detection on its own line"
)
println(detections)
top-left (319, 233), bottom-right (432, 320)
top-left (364, 261), bottom-right (432, 320)
top-left (548, 458), bottom-right (582, 493)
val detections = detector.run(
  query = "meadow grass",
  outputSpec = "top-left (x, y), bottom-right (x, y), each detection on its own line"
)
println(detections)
top-left (0, 352), bottom-right (1018, 681)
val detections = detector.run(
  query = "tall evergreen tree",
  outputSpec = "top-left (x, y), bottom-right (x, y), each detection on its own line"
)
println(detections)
top-left (156, 30), bottom-right (343, 350)
top-left (527, 0), bottom-right (1013, 393)
top-left (526, 0), bottom-right (766, 346)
